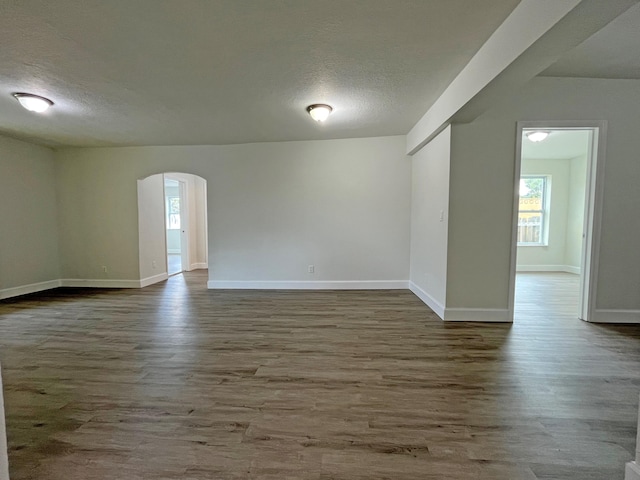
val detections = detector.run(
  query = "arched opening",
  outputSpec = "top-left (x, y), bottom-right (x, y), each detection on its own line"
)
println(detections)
top-left (137, 172), bottom-right (208, 286)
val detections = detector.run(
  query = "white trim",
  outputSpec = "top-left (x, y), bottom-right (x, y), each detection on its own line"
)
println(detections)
top-left (167, 249), bottom-right (181, 254)
top-left (140, 273), bottom-right (168, 288)
top-left (0, 279), bottom-right (61, 300)
top-left (509, 121), bottom-right (607, 323)
top-left (60, 278), bottom-right (141, 288)
top-left (444, 308), bottom-right (512, 322)
top-left (564, 265), bottom-right (581, 275)
top-left (408, 282), bottom-right (512, 322)
top-left (626, 462), bottom-right (640, 480)
top-left (178, 179), bottom-right (189, 272)
top-left (408, 282), bottom-right (445, 319)
top-left (582, 123), bottom-right (607, 322)
top-left (589, 309), bottom-right (640, 324)
top-left (516, 265), bottom-right (580, 274)
top-left (207, 280), bottom-right (409, 290)
top-left (182, 263), bottom-right (207, 272)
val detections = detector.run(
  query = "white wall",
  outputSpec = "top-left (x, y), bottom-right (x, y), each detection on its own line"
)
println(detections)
top-left (55, 136), bottom-right (411, 287)
top-left (565, 153), bottom-right (587, 270)
top-left (137, 174), bottom-right (167, 282)
top-left (447, 77), bottom-right (640, 318)
top-left (0, 135), bottom-right (60, 298)
top-left (409, 126), bottom-right (451, 317)
top-left (193, 176), bottom-right (208, 267)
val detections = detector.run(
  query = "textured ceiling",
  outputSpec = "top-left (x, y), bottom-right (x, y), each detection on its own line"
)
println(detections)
top-left (542, 3), bottom-right (640, 79)
top-left (0, 0), bottom-right (520, 147)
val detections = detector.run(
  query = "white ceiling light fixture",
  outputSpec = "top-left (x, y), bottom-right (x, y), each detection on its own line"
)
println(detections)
top-left (12, 93), bottom-right (54, 113)
top-left (306, 104), bottom-right (333, 122)
top-left (526, 130), bottom-right (550, 143)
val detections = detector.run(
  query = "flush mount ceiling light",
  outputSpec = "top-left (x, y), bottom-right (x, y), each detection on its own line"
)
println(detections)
top-left (306, 104), bottom-right (333, 122)
top-left (12, 93), bottom-right (54, 113)
top-left (525, 130), bottom-right (550, 143)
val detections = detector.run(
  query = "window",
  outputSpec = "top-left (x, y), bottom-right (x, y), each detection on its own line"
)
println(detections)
top-left (166, 196), bottom-right (181, 229)
top-left (518, 176), bottom-right (549, 246)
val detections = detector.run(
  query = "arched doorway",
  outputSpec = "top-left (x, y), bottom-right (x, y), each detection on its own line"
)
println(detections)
top-left (137, 172), bottom-right (208, 286)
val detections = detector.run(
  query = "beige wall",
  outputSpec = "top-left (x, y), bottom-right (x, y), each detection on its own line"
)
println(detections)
top-left (565, 154), bottom-right (588, 269)
top-left (0, 135), bottom-right (59, 296)
top-left (448, 77), bottom-right (640, 313)
top-left (409, 126), bottom-right (450, 315)
top-left (55, 136), bottom-right (411, 285)
top-left (137, 174), bottom-right (167, 280)
top-left (193, 176), bottom-right (208, 267)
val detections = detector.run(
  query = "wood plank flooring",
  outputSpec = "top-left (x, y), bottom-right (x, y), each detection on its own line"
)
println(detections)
top-left (515, 272), bottom-right (580, 320)
top-left (0, 271), bottom-right (639, 479)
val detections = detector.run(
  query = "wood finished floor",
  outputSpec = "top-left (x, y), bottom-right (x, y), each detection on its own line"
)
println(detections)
top-left (0, 271), bottom-right (639, 479)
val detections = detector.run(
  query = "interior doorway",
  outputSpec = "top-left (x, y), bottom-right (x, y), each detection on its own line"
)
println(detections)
top-left (164, 176), bottom-right (185, 276)
top-left (509, 122), bottom-right (606, 322)
top-left (137, 172), bottom-right (208, 287)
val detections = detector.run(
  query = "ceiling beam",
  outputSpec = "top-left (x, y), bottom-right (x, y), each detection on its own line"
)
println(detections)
top-left (406, 0), bottom-right (640, 155)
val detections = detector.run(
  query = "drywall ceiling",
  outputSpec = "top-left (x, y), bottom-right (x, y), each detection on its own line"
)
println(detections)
top-left (542, 2), bottom-right (640, 79)
top-left (521, 130), bottom-right (590, 160)
top-left (0, 0), bottom-right (520, 147)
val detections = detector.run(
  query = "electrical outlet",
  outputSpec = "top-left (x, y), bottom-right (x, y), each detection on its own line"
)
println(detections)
top-left (152, 260), bottom-right (157, 269)
top-left (439, 210), bottom-right (445, 222)
top-left (308, 265), bottom-right (315, 274)
top-left (102, 265), bottom-right (108, 273)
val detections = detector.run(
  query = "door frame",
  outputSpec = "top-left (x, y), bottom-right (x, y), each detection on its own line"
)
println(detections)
top-left (163, 174), bottom-right (190, 275)
top-left (177, 178), bottom-right (189, 272)
top-left (508, 120), bottom-right (608, 322)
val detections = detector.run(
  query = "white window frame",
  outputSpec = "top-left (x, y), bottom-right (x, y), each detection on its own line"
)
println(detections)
top-left (517, 175), bottom-right (550, 246)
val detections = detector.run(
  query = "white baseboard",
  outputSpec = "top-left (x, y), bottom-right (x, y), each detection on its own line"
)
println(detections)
top-left (60, 278), bottom-right (141, 288)
top-left (207, 280), bottom-right (409, 290)
top-left (140, 273), bottom-right (168, 288)
top-left (408, 282), bottom-right (445, 319)
top-left (517, 264), bottom-right (580, 274)
top-left (626, 462), bottom-right (640, 480)
top-left (444, 308), bottom-right (512, 322)
top-left (589, 309), bottom-right (640, 324)
top-left (1, 275), bottom-right (171, 299)
top-left (189, 263), bottom-right (207, 271)
top-left (407, 282), bottom-right (511, 322)
top-left (0, 279), bottom-right (61, 300)
top-left (2, 278), bottom-right (408, 298)
top-left (167, 249), bottom-right (180, 254)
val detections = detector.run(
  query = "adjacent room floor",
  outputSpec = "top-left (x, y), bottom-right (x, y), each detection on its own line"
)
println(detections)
top-left (0, 271), bottom-right (639, 479)
top-left (167, 253), bottom-right (182, 276)
top-left (515, 272), bottom-right (580, 321)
